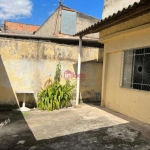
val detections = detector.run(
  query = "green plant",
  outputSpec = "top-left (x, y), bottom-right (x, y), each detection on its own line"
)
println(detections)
top-left (37, 63), bottom-right (75, 111)
top-left (54, 63), bottom-right (61, 84)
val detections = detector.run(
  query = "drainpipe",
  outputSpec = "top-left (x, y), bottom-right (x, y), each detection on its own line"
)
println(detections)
top-left (76, 36), bottom-right (82, 105)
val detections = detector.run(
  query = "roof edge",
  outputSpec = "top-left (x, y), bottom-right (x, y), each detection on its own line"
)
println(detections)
top-left (75, 0), bottom-right (150, 36)
top-left (0, 33), bottom-right (100, 42)
top-left (3, 21), bottom-right (40, 27)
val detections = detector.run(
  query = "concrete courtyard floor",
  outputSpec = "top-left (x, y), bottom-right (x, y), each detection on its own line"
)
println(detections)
top-left (0, 103), bottom-right (150, 150)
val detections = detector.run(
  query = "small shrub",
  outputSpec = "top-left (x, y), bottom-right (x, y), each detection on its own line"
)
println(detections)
top-left (37, 63), bottom-right (75, 111)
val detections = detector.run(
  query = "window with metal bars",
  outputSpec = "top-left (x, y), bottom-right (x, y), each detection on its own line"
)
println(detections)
top-left (122, 48), bottom-right (150, 91)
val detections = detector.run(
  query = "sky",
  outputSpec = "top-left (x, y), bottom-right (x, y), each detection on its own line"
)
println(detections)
top-left (0, 0), bottom-right (104, 26)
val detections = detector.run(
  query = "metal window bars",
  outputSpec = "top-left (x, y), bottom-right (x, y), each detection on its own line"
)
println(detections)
top-left (122, 48), bottom-right (150, 91)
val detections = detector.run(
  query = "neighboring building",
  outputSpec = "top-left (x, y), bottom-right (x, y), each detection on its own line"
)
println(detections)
top-left (76, 0), bottom-right (150, 124)
top-left (35, 5), bottom-right (100, 39)
top-left (1, 21), bottom-right (40, 35)
top-left (103, 0), bottom-right (140, 19)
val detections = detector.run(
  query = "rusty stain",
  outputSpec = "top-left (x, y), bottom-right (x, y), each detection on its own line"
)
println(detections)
top-left (0, 37), bottom-right (103, 105)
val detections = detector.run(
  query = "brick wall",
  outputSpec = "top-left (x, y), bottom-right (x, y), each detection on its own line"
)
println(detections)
top-left (3, 21), bottom-right (40, 35)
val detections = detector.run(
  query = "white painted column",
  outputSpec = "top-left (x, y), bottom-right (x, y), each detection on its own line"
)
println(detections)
top-left (76, 36), bottom-right (82, 105)
top-left (22, 93), bottom-right (26, 107)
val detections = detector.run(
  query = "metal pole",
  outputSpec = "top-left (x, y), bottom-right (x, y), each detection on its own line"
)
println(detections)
top-left (76, 36), bottom-right (82, 105)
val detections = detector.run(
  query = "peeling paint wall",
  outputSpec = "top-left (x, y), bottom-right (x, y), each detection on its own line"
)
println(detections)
top-left (0, 37), bottom-right (103, 107)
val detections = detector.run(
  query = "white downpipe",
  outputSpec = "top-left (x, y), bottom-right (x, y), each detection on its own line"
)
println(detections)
top-left (76, 36), bottom-right (82, 105)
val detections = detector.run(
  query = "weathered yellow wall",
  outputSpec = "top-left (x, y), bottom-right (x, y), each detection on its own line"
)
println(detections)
top-left (100, 11), bottom-right (150, 41)
top-left (0, 37), bottom-right (103, 107)
top-left (80, 62), bottom-right (103, 102)
top-left (0, 55), bottom-right (18, 107)
top-left (101, 20), bottom-right (150, 124)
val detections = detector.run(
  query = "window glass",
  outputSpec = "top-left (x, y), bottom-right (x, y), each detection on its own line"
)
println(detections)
top-left (61, 10), bottom-right (76, 35)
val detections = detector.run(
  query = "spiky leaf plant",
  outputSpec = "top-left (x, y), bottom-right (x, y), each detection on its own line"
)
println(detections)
top-left (37, 63), bottom-right (75, 111)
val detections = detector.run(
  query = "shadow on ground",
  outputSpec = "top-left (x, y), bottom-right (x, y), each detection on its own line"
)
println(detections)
top-left (0, 111), bottom-right (37, 150)
top-left (37, 125), bottom-right (150, 150)
top-left (0, 55), bottom-right (38, 150)
top-left (0, 104), bottom-right (150, 150)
